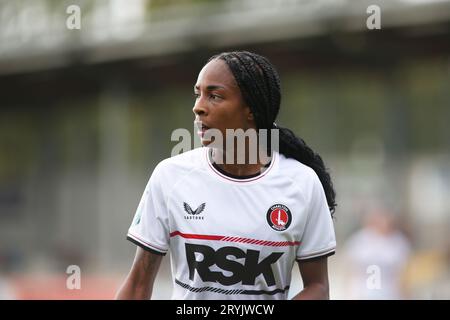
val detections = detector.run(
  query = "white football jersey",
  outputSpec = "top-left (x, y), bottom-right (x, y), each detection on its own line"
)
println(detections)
top-left (127, 147), bottom-right (336, 300)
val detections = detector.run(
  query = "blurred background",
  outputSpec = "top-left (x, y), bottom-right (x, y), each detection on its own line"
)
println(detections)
top-left (0, 0), bottom-right (449, 299)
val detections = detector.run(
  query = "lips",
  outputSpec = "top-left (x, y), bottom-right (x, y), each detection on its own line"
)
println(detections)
top-left (194, 120), bottom-right (211, 138)
top-left (199, 125), bottom-right (209, 137)
top-left (195, 120), bottom-right (209, 129)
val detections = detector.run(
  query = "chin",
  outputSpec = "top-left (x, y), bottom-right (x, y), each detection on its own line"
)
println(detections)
top-left (201, 139), bottom-right (213, 147)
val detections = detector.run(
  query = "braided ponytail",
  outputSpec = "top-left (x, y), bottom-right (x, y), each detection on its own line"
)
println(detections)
top-left (278, 126), bottom-right (336, 215)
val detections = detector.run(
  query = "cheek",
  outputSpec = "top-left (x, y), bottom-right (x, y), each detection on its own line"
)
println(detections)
top-left (234, 106), bottom-right (253, 129)
top-left (223, 108), bottom-right (248, 129)
top-left (228, 100), bottom-right (250, 123)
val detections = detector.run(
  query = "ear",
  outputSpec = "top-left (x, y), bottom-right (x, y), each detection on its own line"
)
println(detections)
top-left (243, 105), bottom-right (257, 129)
top-left (245, 106), bottom-right (254, 121)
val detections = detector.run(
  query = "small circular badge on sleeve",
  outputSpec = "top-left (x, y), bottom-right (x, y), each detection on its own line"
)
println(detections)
top-left (266, 204), bottom-right (292, 231)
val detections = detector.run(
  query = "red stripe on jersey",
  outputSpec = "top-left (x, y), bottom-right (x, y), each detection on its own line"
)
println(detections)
top-left (169, 231), bottom-right (224, 241)
top-left (169, 231), bottom-right (300, 247)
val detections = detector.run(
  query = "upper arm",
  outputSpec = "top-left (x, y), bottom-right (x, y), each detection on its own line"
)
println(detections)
top-left (296, 172), bottom-right (336, 260)
top-left (115, 247), bottom-right (163, 299)
top-left (127, 162), bottom-right (171, 256)
top-left (297, 256), bottom-right (330, 295)
top-left (129, 247), bottom-right (163, 286)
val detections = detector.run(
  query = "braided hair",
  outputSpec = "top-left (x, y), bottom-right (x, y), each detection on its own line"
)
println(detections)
top-left (207, 51), bottom-right (337, 216)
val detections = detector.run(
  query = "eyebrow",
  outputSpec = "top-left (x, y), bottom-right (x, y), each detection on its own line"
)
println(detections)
top-left (194, 84), bottom-right (226, 91)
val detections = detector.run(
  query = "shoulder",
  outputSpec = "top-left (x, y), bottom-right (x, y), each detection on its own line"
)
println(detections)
top-left (150, 147), bottom-right (205, 185)
top-left (157, 147), bottom-right (204, 169)
top-left (278, 153), bottom-right (317, 178)
top-left (277, 152), bottom-right (322, 196)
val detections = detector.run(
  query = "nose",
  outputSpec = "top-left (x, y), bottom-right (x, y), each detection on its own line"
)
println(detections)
top-left (193, 96), bottom-right (208, 117)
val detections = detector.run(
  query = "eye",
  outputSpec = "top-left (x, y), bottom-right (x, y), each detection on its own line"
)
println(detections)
top-left (210, 94), bottom-right (222, 101)
top-left (193, 92), bottom-right (200, 99)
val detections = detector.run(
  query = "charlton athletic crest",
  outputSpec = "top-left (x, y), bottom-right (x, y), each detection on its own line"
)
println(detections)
top-left (266, 204), bottom-right (292, 231)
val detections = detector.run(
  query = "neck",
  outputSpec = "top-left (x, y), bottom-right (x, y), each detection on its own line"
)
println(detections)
top-left (209, 146), bottom-right (271, 177)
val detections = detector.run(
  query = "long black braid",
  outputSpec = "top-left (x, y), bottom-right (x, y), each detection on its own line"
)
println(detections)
top-left (207, 51), bottom-right (337, 216)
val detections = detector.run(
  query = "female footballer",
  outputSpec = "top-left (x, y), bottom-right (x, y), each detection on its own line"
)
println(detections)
top-left (116, 51), bottom-right (337, 300)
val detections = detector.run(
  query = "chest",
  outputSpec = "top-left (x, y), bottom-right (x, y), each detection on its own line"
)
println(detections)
top-left (166, 177), bottom-right (309, 244)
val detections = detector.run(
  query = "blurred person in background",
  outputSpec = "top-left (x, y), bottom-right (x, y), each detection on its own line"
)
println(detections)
top-left (343, 206), bottom-right (411, 299)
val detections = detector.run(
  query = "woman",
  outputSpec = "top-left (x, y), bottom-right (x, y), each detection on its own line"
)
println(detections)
top-left (116, 51), bottom-right (337, 300)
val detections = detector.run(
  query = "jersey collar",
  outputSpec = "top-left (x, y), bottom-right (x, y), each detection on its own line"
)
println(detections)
top-left (204, 147), bottom-right (278, 183)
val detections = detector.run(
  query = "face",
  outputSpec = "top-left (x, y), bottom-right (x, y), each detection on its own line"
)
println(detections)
top-left (193, 58), bottom-right (255, 146)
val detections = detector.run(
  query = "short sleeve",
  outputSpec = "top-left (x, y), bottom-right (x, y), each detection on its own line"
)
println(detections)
top-left (296, 173), bottom-right (336, 261)
top-left (127, 164), bottom-right (170, 255)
